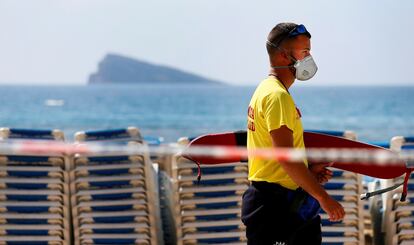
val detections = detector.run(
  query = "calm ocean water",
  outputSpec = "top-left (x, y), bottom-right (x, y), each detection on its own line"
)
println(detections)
top-left (0, 84), bottom-right (413, 143)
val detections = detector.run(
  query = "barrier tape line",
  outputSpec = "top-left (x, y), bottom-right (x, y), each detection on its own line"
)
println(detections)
top-left (0, 139), bottom-right (413, 166)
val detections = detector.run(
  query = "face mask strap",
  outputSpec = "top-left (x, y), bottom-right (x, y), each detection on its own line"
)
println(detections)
top-left (268, 43), bottom-right (302, 77)
top-left (281, 48), bottom-right (298, 66)
top-left (271, 65), bottom-right (292, 69)
top-left (276, 48), bottom-right (298, 77)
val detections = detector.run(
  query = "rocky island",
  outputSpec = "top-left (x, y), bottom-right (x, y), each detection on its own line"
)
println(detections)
top-left (88, 54), bottom-right (223, 85)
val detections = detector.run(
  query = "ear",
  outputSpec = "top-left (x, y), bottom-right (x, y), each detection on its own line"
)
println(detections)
top-left (278, 49), bottom-right (291, 64)
top-left (280, 50), bottom-right (290, 61)
top-left (270, 49), bottom-right (290, 66)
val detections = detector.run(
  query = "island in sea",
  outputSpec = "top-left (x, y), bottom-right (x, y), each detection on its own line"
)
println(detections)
top-left (88, 53), bottom-right (223, 85)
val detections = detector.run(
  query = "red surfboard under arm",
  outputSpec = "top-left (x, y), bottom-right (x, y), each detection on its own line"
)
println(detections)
top-left (183, 131), bottom-right (412, 201)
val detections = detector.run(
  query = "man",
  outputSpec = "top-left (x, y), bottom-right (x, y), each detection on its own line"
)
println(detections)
top-left (242, 22), bottom-right (345, 245)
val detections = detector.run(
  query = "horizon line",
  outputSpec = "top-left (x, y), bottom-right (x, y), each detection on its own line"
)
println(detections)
top-left (0, 82), bottom-right (413, 87)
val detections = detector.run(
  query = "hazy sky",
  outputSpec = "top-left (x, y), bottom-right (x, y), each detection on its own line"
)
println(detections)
top-left (1, 0), bottom-right (413, 86)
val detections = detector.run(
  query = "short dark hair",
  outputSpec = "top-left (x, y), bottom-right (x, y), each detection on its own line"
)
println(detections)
top-left (266, 22), bottom-right (311, 55)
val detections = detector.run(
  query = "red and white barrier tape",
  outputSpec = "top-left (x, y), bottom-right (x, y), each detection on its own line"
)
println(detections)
top-left (0, 139), bottom-right (412, 166)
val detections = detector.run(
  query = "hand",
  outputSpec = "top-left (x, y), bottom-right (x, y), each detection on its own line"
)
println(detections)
top-left (309, 163), bottom-right (333, 184)
top-left (319, 195), bottom-right (345, 222)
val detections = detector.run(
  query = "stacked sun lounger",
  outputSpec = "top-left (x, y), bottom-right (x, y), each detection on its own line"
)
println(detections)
top-left (306, 130), bottom-right (365, 245)
top-left (365, 141), bottom-right (391, 245)
top-left (382, 136), bottom-right (414, 245)
top-left (170, 137), bottom-right (249, 245)
top-left (159, 169), bottom-right (177, 245)
top-left (0, 128), bottom-right (71, 245)
top-left (70, 127), bottom-right (162, 245)
top-left (362, 179), bottom-right (373, 242)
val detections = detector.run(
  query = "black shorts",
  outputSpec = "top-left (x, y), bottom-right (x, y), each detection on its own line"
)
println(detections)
top-left (241, 182), bottom-right (322, 245)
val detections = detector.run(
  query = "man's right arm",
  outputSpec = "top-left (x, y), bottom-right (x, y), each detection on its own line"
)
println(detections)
top-left (269, 126), bottom-right (345, 222)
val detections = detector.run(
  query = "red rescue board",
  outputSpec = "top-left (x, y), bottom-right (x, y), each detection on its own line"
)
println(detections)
top-left (303, 131), bottom-right (407, 179)
top-left (183, 130), bottom-right (412, 201)
top-left (184, 131), bottom-right (408, 179)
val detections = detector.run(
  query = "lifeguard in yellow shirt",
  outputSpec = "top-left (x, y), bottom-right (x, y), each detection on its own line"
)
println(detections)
top-left (242, 22), bottom-right (345, 245)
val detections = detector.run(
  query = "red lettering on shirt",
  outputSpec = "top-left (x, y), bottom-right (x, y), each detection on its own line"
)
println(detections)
top-left (248, 120), bottom-right (255, 131)
top-left (248, 106), bottom-right (255, 120)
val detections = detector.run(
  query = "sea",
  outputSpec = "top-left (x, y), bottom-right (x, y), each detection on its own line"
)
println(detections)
top-left (0, 84), bottom-right (413, 144)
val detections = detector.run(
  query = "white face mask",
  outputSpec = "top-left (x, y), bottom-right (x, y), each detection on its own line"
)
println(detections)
top-left (293, 55), bottom-right (318, 81)
top-left (271, 55), bottom-right (318, 81)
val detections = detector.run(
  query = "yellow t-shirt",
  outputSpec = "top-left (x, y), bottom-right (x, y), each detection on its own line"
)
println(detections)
top-left (247, 77), bottom-right (307, 190)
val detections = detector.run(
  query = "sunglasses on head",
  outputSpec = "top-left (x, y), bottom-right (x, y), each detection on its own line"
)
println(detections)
top-left (267, 24), bottom-right (310, 48)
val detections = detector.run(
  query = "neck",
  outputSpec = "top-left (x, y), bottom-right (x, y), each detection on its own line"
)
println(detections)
top-left (268, 67), bottom-right (295, 89)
